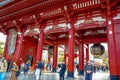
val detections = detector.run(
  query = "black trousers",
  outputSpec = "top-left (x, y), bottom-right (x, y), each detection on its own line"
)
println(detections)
top-left (59, 74), bottom-right (64, 80)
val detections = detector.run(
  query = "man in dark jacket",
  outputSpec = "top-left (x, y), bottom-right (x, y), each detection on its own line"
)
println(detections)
top-left (85, 60), bottom-right (94, 80)
top-left (59, 60), bottom-right (66, 80)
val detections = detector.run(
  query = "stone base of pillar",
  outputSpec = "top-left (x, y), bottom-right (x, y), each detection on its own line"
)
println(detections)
top-left (78, 70), bottom-right (84, 75)
top-left (110, 75), bottom-right (119, 80)
top-left (67, 71), bottom-right (74, 77)
top-left (52, 68), bottom-right (57, 72)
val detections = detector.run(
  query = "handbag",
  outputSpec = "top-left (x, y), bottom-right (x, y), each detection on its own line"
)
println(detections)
top-left (16, 71), bottom-right (20, 77)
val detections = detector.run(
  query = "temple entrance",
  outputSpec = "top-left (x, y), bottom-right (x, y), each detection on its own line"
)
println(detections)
top-left (26, 55), bottom-right (33, 66)
top-left (20, 36), bottom-right (38, 69)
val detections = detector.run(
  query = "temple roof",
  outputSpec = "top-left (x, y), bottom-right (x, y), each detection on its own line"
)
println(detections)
top-left (0, 0), bottom-right (120, 34)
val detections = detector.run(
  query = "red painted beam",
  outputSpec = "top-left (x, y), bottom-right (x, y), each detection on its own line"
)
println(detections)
top-left (52, 37), bottom-right (68, 45)
top-left (0, 0), bottom-right (43, 17)
top-left (82, 37), bottom-right (107, 44)
top-left (75, 32), bottom-right (81, 38)
top-left (44, 27), bottom-right (69, 34)
top-left (57, 41), bottom-right (68, 45)
top-left (45, 35), bottom-right (56, 40)
top-left (75, 38), bottom-right (80, 44)
top-left (75, 21), bottom-right (106, 30)
top-left (44, 40), bottom-right (54, 46)
top-left (44, 36), bottom-right (107, 45)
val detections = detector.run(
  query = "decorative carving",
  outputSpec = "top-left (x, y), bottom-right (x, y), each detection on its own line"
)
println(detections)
top-left (62, 5), bottom-right (74, 23)
top-left (13, 19), bottom-right (23, 32)
top-left (8, 29), bottom-right (17, 55)
top-left (44, 27), bottom-right (68, 34)
top-left (24, 27), bottom-right (40, 36)
top-left (32, 14), bottom-right (42, 25)
top-left (84, 18), bottom-right (94, 23)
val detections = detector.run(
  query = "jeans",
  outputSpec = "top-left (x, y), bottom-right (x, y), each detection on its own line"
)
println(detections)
top-left (85, 73), bottom-right (92, 80)
top-left (59, 72), bottom-right (65, 80)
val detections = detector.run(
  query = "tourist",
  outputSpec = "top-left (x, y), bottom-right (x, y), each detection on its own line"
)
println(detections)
top-left (10, 61), bottom-right (19, 80)
top-left (20, 61), bottom-right (25, 72)
top-left (0, 54), bottom-right (7, 80)
top-left (46, 62), bottom-right (52, 71)
top-left (23, 61), bottom-right (30, 75)
top-left (58, 60), bottom-right (66, 80)
top-left (42, 61), bottom-right (45, 71)
top-left (85, 60), bottom-right (94, 80)
top-left (76, 64), bottom-right (79, 74)
top-left (6, 60), bottom-right (10, 72)
top-left (35, 61), bottom-right (43, 80)
top-left (93, 65), bottom-right (96, 73)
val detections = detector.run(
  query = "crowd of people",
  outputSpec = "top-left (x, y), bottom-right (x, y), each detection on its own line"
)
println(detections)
top-left (93, 64), bottom-right (109, 73)
top-left (0, 54), bottom-right (109, 80)
top-left (0, 56), bottom-right (66, 80)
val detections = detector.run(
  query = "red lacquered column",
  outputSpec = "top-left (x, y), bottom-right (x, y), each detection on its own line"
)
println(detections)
top-left (52, 43), bottom-right (58, 72)
top-left (106, 4), bottom-right (119, 80)
top-left (67, 21), bottom-right (75, 77)
top-left (36, 30), bottom-right (44, 61)
top-left (86, 44), bottom-right (89, 62)
top-left (78, 42), bottom-right (84, 75)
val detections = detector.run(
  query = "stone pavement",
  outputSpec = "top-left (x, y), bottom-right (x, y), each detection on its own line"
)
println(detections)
top-left (4, 71), bottom-right (109, 80)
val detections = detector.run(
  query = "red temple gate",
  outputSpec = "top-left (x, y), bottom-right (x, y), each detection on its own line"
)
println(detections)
top-left (0, 0), bottom-right (120, 80)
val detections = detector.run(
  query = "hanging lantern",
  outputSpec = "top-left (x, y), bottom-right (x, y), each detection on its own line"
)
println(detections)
top-left (90, 43), bottom-right (105, 57)
top-left (48, 46), bottom-right (54, 57)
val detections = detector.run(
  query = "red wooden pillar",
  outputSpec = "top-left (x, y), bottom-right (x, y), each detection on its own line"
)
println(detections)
top-left (67, 22), bottom-right (75, 77)
top-left (52, 43), bottom-right (58, 72)
top-left (36, 31), bottom-right (44, 61)
top-left (15, 32), bottom-right (24, 65)
top-left (86, 44), bottom-right (89, 62)
top-left (36, 25), bottom-right (45, 61)
top-left (78, 42), bottom-right (84, 75)
top-left (106, 4), bottom-right (119, 80)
